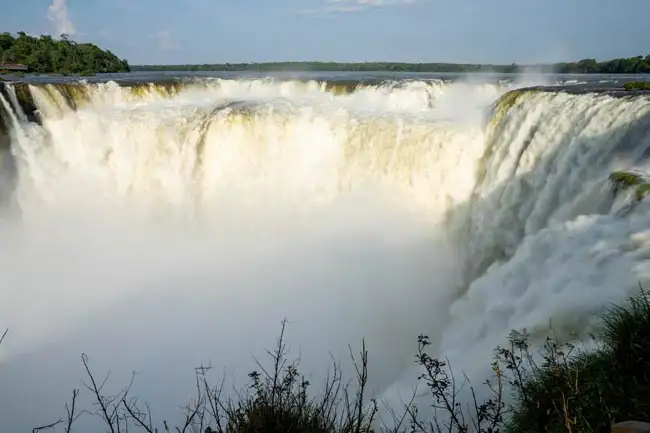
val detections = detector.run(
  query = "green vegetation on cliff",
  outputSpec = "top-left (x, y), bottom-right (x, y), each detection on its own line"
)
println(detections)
top-left (0, 32), bottom-right (130, 75)
top-left (610, 170), bottom-right (650, 202)
top-left (131, 54), bottom-right (650, 74)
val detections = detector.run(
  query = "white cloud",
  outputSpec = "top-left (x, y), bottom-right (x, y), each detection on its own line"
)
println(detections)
top-left (297, 0), bottom-right (420, 16)
top-left (154, 30), bottom-right (180, 50)
top-left (47, 0), bottom-right (76, 38)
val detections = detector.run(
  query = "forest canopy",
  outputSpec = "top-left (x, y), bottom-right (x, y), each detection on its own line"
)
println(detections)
top-left (132, 55), bottom-right (650, 74)
top-left (0, 32), bottom-right (130, 74)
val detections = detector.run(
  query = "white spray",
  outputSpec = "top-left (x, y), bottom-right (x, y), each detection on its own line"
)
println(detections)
top-left (48, 0), bottom-right (76, 38)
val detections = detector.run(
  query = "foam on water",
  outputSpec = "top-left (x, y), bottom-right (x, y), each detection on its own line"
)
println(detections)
top-left (0, 76), bottom-right (649, 431)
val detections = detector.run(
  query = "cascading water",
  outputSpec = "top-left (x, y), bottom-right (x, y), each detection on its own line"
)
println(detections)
top-left (0, 76), bottom-right (649, 431)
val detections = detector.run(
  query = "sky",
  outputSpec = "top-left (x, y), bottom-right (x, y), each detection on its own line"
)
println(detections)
top-left (2, 0), bottom-right (650, 65)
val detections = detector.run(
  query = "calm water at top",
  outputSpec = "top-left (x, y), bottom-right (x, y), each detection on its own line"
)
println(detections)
top-left (2, 70), bottom-right (650, 86)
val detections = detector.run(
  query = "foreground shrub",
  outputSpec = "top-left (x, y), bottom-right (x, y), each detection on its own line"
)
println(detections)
top-left (30, 320), bottom-right (377, 433)
top-left (217, 322), bottom-right (377, 433)
top-left (19, 288), bottom-right (650, 433)
top-left (370, 288), bottom-right (650, 432)
top-left (503, 289), bottom-right (650, 432)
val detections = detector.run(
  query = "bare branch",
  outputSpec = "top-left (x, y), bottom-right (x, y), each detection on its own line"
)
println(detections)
top-left (32, 419), bottom-right (63, 433)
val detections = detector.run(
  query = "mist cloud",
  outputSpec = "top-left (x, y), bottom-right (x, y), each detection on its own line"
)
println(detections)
top-left (297, 0), bottom-right (421, 16)
top-left (48, 0), bottom-right (76, 38)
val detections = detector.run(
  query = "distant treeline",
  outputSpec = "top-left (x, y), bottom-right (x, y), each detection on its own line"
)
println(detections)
top-left (132, 62), bottom-right (519, 73)
top-left (132, 55), bottom-right (650, 74)
top-left (0, 32), bottom-right (130, 75)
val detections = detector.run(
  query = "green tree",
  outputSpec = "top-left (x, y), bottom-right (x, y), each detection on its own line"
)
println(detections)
top-left (0, 32), bottom-right (130, 74)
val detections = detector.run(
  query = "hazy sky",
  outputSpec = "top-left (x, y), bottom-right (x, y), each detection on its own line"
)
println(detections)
top-left (3, 0), bottom-right (650, 65)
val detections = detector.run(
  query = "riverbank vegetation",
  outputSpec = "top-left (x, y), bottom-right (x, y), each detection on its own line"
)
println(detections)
top-left (0, 32), bottom-right (130, 75)
top-left (9, 286), bottom-right (647, 433)
top-left (132, 55), bottom-right (650, 74)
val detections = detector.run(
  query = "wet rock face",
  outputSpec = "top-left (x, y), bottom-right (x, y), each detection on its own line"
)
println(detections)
top-left (0, 129), bottom-right (8, 152)
top-left (0, 81), bottom-right (40, 125)
top-left (0, 82), bottom-right (9, 142)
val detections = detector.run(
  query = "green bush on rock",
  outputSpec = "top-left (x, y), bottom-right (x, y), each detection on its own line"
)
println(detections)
top-left (624, 81), bottom-right (650, 91)
top-left (609, 170), bottom-right (650, 202)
